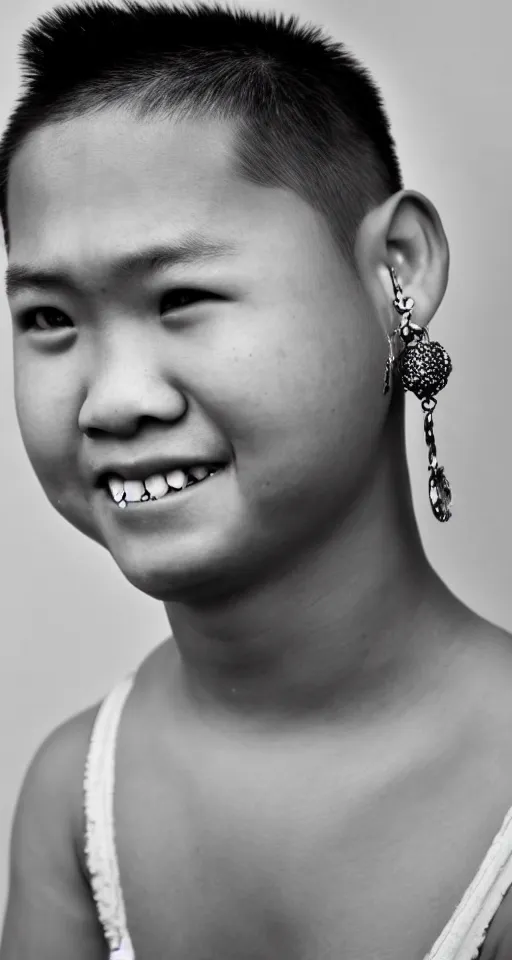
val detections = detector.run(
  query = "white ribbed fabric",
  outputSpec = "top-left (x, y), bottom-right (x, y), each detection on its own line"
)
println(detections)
top-left (424, 802), bottom-right (512, 960)
top-left (84, 674), bottom-right (512, 960)
top-left (84, 673), bottom-right (136, 960)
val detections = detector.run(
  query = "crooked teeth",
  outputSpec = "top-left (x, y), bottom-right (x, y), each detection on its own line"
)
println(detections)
top-left (166, 469), bottom-right (188, 490)
top-left (106, 463), bottom-right (223, 507)
top-left (188, 465), bottom-right (209, 481)
top-left (144, 474), bottom-right (169, 499)
top-left (124, 480), bottom-right (146, 502)
top-left (107, 477), bottom-right (125, 503)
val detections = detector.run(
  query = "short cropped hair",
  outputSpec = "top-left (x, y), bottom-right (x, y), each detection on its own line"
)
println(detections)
top-left (0, 0), bottom-right (403, 262)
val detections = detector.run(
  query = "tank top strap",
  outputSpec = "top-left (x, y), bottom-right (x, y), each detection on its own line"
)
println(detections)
top-left (83, 673), bottom-right (136, 960)
top-left (425, 802), bottom-right (512, 960)
top-left (83, 672), bottom-right (512, 960)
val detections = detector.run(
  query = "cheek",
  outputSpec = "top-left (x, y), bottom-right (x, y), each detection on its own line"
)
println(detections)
top-left (14, 358), bottom-right (77, 490)
top-left (212, 304), bottom-right (387, 551)
top-left (221, 302), bottom-right (385, 474)
top-left (14, 363), bottom-right (100, 542)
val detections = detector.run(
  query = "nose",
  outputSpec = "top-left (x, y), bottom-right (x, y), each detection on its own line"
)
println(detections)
top-left (78, 334), bottom-right (187, 437)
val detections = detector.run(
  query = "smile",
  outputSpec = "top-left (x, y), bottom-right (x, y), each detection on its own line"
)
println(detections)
top-left (106, 464), bottom-right (225, 509)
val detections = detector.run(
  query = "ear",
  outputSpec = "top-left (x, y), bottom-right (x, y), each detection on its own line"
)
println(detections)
top-left (353, 189), bottom-right (450, 338)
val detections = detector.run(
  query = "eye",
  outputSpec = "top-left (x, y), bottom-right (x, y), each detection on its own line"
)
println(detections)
top-left (159, 288), bottom-right (221, 313)
top-left (20, 307), bottom-right (73, 332)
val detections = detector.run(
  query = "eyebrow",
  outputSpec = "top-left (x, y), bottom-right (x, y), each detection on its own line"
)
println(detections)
top-left (5, 235), bottom-right (238, 298)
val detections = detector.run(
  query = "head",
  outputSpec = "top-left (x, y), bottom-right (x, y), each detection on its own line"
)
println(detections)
top-left (2, 1), bottom-right (448, 605)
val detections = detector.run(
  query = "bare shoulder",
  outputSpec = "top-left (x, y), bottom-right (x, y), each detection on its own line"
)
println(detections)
top-left (7, 698), bottom-right (103, 872)
top-left (0, 699), bottom-right (107, 960)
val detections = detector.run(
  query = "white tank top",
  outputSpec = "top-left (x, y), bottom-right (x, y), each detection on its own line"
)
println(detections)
top-left (83, 674), bottom-right (512, 960)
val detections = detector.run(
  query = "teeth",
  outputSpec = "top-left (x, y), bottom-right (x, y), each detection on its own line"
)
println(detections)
top-left (144, 474), bottom-right (169, 499)
top-left (123, 480), bottom-right (146, 502)
top-left (107, 476), bottom-right (125, 503)
top-left (106, 463), bottom-right (224, 506)
top-left (166, 469), bottom-right (188, 490)
top-left (188, 465), bottom-right (210, 481)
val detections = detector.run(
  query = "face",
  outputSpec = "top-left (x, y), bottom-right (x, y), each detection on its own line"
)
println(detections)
top-left (6, 110), bottom-right (388, 602)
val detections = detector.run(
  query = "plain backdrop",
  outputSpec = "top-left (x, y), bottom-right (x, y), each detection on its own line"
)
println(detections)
top-left (0, 0), bottom-right (510, 922)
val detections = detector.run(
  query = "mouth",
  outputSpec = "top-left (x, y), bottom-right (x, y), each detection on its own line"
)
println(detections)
top-left (102, 462), bottom-right (228, 509)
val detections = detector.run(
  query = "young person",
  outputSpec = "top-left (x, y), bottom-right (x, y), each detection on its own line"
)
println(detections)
top-left (1, 2), bottom-right (512, 958)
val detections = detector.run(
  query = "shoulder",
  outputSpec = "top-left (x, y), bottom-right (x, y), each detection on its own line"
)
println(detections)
top-left (0, 699), bottom-right (108, 959)
top-left (8, 698), bottom-right (104, 882)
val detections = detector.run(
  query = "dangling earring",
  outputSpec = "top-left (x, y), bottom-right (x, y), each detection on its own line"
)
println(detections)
top-left (383, 266), bottom-right (453, 522)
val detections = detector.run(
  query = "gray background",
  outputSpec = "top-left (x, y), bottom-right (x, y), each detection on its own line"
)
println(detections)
top-left (0, 0), bottom-right (510, 922)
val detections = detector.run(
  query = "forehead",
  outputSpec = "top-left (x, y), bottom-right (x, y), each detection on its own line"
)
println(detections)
top-left (7, 112), bottom-right (240, 254)
top-left (6, 110), bottom-right (329, 274)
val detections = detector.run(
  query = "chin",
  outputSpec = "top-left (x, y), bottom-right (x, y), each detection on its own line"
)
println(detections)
top-left (118, 559), bottom-right (231, 604)
top-left (115, 535), bottom-right (263, 604)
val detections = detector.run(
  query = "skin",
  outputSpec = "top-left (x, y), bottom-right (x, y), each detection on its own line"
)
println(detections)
top-left (4, 109), bottom-right (512, 959)
top-left (6, 109), bottom-right (462, 727)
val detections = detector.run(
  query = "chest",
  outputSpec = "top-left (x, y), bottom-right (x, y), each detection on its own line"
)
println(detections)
top-left (111, 724), bottom-right (512, 960)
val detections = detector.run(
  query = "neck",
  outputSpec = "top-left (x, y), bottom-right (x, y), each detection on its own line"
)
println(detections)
top-left (164, 415), bottom-right (468, 731)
